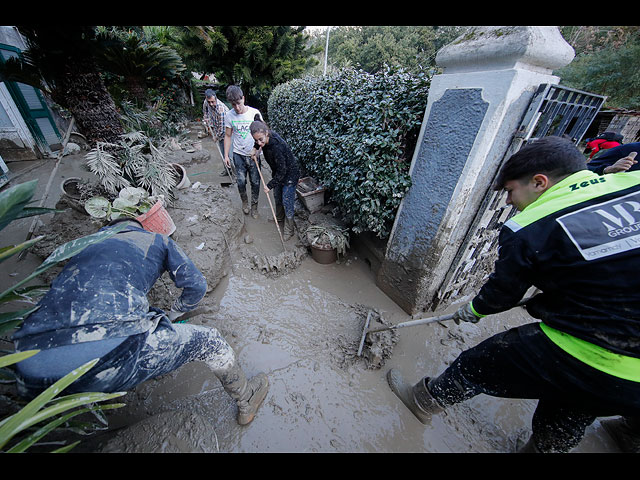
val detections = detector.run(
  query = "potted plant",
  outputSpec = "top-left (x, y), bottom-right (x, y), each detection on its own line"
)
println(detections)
top-left (304, 224), bottom-right (350, 264)
top-left (84, 186), bottom-right (156, 221)
top-left (84, 187), bottom-right (176, 235)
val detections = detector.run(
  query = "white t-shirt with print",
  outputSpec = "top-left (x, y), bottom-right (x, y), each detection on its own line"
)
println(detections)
top-left (225, 106), bottom-right (262, 156)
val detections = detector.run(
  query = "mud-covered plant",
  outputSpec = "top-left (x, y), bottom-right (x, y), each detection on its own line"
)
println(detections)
top-left (85, 130), bottom-right (177, 202)
top-left (0, 180), bottom-right (127, 452)
top-left (84, 186), bottom-right (161, 221)
top-left (119, 99), bottom-right (188, 140)
top-left (305, 224), bottom-right (350, 257)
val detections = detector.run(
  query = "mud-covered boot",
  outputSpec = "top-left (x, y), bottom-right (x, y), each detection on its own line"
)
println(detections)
top-left (283, 217), bottom-right (295, 241)
top-left (602, 416), bottom-right (640, 453)
top-left (386, 369), bottom-right (444, 425)
top-left (250, 201), bottom-right (259, 219)
top-left (274, 204), bottom-right (285, 223)
top-left (239, 192), bottom-right (250, 215)
top-left (219, 364), bottom-right (269, 425)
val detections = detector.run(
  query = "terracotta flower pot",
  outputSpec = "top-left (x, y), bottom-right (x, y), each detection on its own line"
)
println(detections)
top-left (311, 243), bottom-right (337, 264)
top-left (171, 163), bottom-right (191, 189)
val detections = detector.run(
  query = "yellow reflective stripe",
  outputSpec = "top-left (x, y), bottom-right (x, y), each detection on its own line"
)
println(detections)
top-left (540, 322), bottom-right (640, 382)
top-left (469, 301), bottom-right (486, 318)
top-left (508, 170), bottom-right (640, 230)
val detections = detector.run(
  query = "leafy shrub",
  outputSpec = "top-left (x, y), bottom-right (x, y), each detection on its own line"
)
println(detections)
top-left (267, 66), bottom-right (430, 238)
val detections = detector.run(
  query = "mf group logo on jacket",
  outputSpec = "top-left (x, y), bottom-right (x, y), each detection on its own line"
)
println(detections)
top-left (557, 190), bottom-right (640, 261)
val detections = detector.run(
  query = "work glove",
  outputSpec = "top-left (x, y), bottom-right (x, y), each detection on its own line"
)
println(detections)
top-left (452, 303), bottom-right (481, 325)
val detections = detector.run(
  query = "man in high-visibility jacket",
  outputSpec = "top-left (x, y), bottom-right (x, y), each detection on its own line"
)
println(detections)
top-left (387, 136), bottom-right (640, 453)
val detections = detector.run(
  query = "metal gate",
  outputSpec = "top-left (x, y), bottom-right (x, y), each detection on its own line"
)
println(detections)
top-left (429, 84), bottom-right (607, 311)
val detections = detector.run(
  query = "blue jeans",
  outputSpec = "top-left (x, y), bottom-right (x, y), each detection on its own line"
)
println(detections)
top-left (16, 317), bottom-right (236, 399)
top-left (273, 180), bottom-right (297, 218)
top-left (233, 152), bottom-right (261, 204)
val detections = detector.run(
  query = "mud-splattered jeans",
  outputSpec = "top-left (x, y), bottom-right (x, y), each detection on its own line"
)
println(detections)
top-left (273, 181), bottom-right (297, 218)
top-left (426, 322), bottom-right (640, 453)
top-left (233, 152), bottom-right (261, 204)
top-left (16, 318), bottom-right (236, 399)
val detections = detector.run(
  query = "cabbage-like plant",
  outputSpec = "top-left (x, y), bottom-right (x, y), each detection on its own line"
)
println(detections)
top-left (84, 186), bottom-right (161, 221)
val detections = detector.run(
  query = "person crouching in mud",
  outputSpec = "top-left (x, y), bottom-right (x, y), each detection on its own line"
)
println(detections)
top-left (12, 218), bottom-right (269, 425)
top-left (250, 115), bottom-right (301, 241)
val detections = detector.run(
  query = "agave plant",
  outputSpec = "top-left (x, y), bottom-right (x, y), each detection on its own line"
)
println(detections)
top-left (0, 180), bottom-right (127, 452)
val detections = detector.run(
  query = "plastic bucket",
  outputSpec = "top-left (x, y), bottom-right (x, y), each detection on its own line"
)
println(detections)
top-left (136, 201), bottom-right (176, 236)
top-left (296, 177), bottom-right (325, 213)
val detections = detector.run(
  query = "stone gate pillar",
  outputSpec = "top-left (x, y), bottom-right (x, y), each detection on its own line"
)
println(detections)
top-left (376, 26), bottom-right (575, 315)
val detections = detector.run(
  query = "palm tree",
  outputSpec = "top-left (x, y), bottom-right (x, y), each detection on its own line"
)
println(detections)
top-left (204, 26), bottom-right (317, 112)
top-left (94, 27), bottom-right (186, 105)
top-left (0, 26), bottom-right (124, 147)
top-left (148, 26), bottom-right (219, 75)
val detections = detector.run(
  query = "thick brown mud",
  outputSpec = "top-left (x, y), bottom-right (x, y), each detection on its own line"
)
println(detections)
top-left (2, 124), bottom-right (622, 453)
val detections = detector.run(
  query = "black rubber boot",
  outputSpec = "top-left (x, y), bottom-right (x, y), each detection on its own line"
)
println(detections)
top-left (219, 364), bottom-right (269, 425)
top-left (283, 217), bottom-right (295, 241)
top-left (239, 191), bottom-right (250, 215)
top-left (250, 201), bottom-right (259, 219)
top-left (275, 204), bottom-right (285, 223)
top-left (386, 369), bottom-right (444, 424)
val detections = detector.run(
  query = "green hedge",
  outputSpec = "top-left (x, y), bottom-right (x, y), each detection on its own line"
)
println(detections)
top-left (267, 67), bottom-right (431, 239)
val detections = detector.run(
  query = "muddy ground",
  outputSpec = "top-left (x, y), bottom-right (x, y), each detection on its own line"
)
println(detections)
top-left (0, 124), bottom-right (623, 453)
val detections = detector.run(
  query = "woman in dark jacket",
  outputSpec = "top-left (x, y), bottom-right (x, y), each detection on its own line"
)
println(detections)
top-left (250, 116), bottom-right (300, 240)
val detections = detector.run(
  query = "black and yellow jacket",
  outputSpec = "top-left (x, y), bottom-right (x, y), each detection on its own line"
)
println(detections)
top-left (470, 169), bottom-right (640, 382)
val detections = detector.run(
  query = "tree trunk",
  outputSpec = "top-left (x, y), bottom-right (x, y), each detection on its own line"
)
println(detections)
top-left (126, 77), bottom-right (148, 106)
top-left (53, 63), bottom-right (124, 147)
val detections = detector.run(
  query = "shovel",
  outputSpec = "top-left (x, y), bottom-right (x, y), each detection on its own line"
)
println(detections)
top-left (207, 125), bottom-right (235, 187)
top-left (356, 297), bottom-right (531, 357)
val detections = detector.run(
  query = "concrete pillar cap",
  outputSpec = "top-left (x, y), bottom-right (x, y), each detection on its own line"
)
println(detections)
top-left (436, 26), bottom-right (575, 74)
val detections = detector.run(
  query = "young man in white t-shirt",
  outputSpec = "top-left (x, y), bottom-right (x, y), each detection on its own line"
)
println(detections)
top-left (224, 85), bottom-right (263, 218)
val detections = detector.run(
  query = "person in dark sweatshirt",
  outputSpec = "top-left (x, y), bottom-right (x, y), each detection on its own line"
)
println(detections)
top-left (250, 116), bottom-right (301, 240)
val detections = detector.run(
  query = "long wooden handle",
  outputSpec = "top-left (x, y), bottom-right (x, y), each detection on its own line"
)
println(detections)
top-left (252, 154), bottom-right (286, 252)
top-left (208, 125), bottom-right (236, 181)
